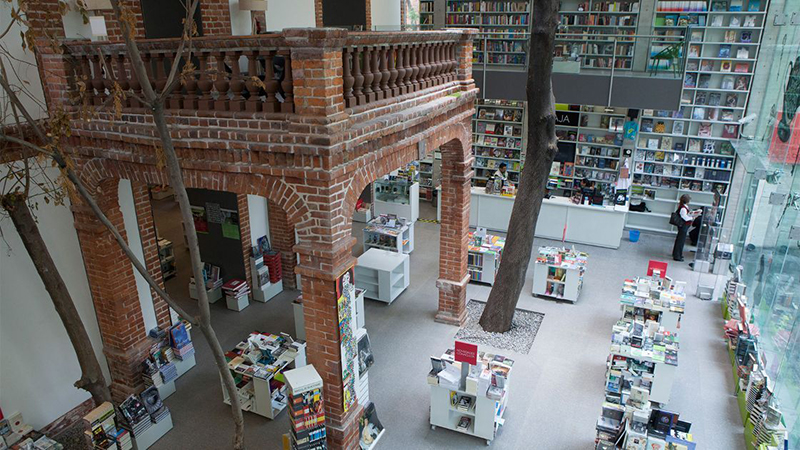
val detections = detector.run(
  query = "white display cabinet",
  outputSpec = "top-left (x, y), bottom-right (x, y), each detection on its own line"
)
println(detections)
top-left (354, 248), bottom-right (410, 304)
top-left (531, 248), bottom-right (587, 303)
top-left (467, 233), bottom-right (505, 286)
top-left (373, 179), bottom-right (419, 223)
top-left (363, 218), bottom-right (415, 254)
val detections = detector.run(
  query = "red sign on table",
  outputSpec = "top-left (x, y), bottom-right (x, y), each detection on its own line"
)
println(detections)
top-left (454, 341), bottom-right (478, 365)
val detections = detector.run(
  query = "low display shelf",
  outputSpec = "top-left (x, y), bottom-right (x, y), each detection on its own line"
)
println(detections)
top-left (532, 246), bottom-right (587, 303)
top-left (467, 231), bottom-right (505, 285)
top-left (363, 214), bottom-right (414, 254)
top-left (620, 276), bottom-right (686, 333)
top-left (355, 248), bottom-right (410, 304)
top-left (428, 346), bottom-right (514, 445)
top-left (222, 332), bottom-right (307, 420)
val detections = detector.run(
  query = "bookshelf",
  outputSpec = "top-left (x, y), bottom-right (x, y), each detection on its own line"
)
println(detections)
top-left (354, 248), bottom-right (410, 303)
top-left (551, 105), bottom-right (628, 200)
top-left (532, 246), bottom-right (587, 303)
top-left (428, 348), bottom-right (514, 445)
top-left (157, 238), bottom-right (176, 279)
top-left (629, 0), bottom-right (768, 234)
top-left (420, 0), bottom-right (436, 28)
top-left (418, 152), bottom-right (442, 201)
top-left (472, 98), bottom-right (527, 187)
top-left (556, 0), bottom-right (641, 70)
top-left (446, 0), bottom-right (531, 66)
top-left (363, 215), bottom-right (415, 254)
top-left (467, 232), bottom-right (505, 285)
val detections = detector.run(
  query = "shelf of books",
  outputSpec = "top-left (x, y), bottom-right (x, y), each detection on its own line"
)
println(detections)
top-left (467, 231), bottom-right (505, 285)
top-left (472, 98), bottom-right (527, 187)
top-left (557, 0), bottom-right (640, 70)
top-left (446, 0), bottom-right (531, 66)
top-left (284, 365), bottom-right (326, 450)
top-left (420, 0), bottom-right (436, 29)
top-left (428, 346), bottom-right (514, 444)
top-left (629, 0), bottom-right (767, 235)
top-left (532, 246), bottom-right (588, 303)
top-left (552, 104), bottom-right (627, 200)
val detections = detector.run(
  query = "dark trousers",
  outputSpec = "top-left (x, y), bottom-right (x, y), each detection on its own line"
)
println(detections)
top-left (673, 224), bottom-right (689, 260)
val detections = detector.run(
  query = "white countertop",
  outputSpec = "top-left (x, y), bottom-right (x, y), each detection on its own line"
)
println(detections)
top-left (356, 248), bottom-right (409, 271)
top-left (470, 187), bottom-right (628, 214)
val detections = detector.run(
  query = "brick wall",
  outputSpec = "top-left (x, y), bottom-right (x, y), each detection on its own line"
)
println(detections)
top-left (267, 200), bottom-right (298, 289)
top-left (315, 0), bottom-right (324, 27)
top-left (132, 183), bottom-right (172, 329)
top-left (72, 179), bottom-right (151, 401)
top-left (101, 0), bottom-right (146, 41)
top-left (201, 0), bottom-right (233, 36)
top-left (237, 194), bottom-right (254, 290)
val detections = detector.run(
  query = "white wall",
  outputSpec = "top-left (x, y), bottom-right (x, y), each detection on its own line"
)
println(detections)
top-left (0, 0), bottom-right (46, 124)
top-left (265, 0), bottom-right (315, 31)
top-left (229, 0), bottom-right (254, 35)
top-left (118, 179), bottom-right (158, 333)
top-left (247, 195), bottom-right (270, 247)
top-left (371, 0), bottom-right (401, 30)
top-left (0, 165), bottom-right (110, 429)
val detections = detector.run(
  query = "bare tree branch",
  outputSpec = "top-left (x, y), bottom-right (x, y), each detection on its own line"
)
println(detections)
top-left (160, 0), bottom-right (199, 101)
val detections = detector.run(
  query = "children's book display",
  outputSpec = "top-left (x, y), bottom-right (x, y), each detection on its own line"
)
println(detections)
top-left (532, 246), bottom-right (588, 303)
top-left (595, 271), bottom-right (694, 450)
top-left (619, 276), bottom-right (686, 333)
top-left (428, 345), bottom-right (514, 444)
top-left (372, 174), bottom-right (419, 223)
top-left (721, 275), bottom-right (790, 449)
top-left (284, 365), bottom-right (327, 450)
top-left (223, 331), bottom-right (308, 419)
top-left (362, 214), bottom-right (414, 254)
top-left (467, 229), bottom-right (505, 286)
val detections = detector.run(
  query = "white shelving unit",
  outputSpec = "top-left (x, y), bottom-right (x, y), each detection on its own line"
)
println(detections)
top-left (362, 218), bottom-right (415, 254)
top-left (531, 247), bottom-right (587, 303)
top-left (373, 179), bottom-right (419, 223)
top-left (472, 99), bottom-right (527, 187)
top-left (467, 233), bottom-right (505, 285)
top-left (354, 248), bottom-right (410, 304)
top-left (418, 154), bottom-right (442, 202)
top-left (249, 256), bottom-right (283, 302)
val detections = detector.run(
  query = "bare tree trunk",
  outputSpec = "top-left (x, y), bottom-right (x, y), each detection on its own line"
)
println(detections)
top-left (2, 193), bottom-right (112, 405)
top-left (478, 0), bottom-right (561, 333)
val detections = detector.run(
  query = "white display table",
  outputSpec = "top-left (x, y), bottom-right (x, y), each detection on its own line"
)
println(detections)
top-left (355, 248), bottom-right (410, 304)
top-left (531, 247), bottom-right (587, 303)
top-left (363, 218), bottom-right (415, 254)
top-left (469, 188), bottom-right (628, 249)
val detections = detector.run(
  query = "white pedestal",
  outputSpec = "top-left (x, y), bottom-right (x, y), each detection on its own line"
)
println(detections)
top-left (292, 299), bottom-right (306, 340)
top-left (355, 248), bottom-right (410, 304)
top-left (252, 280), bottom-right (283, 302)
top-left (226, 295), bottom-right (250, 311)
top-left (157, 380), bottom-right (176, 399)
top-left (174, 354), bottom-right (196, 378)
top-left (133, 413), bottom-right (173, 450)
top-left (189, 285), bottom-right (222, 303)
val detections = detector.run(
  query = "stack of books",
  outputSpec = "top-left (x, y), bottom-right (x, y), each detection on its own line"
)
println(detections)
top-left (83, 402), bottom-right (118, 450)
top-left (456, 416), bottom-right (472, 432)
top-left (111, 428), bottom-right (133, 450)
top-left (141, 386), bottom-right (170, 424)
top-left (159, 362), bottom-right (178, 384)
top-left (222, 279), bottom-right (250, 303)
top-left (119, 395), bottom-right (151, 438)
top-left (170, 322), bottom-right (195, 360)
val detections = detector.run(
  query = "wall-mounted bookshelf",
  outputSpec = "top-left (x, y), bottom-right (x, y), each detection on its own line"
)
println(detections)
top-left (551, 104), bottom-right (628, 200)
top-left (472, 98), bottom-right (527, 186)
top-left (420, 0), bottom-right (436, 28)
top-left (627, 0), bottom-right (768, 234)
top-left (446, 0), bottom-right (532, 66)
top-left (557, 0), bottom-right (641, 70)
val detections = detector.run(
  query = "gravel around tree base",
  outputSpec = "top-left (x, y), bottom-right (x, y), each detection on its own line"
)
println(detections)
top-left (453, 300), bottom-right (544, 355)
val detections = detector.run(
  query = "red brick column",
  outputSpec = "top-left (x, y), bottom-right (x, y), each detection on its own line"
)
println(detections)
top-left (435, 139), bottom-right (473, 325)
top-left (314, 0), bottom-right (324, 27)
top-left (268, 200), bottom-right (297, 289)
top-left (34, 40), bottom-right (71, 113)
top-left (284, 28), bottom-right (347, 119)
top-left (101, 0), bottom-right (145, 41)
top-left (72, 179), bottom-right (151, 401)
top-left (132, 183), bottom-right (171, 329)
top-left (293, 176), bottom-right (362, 450)
top-left (237, 194), bottom-right (254, 290)
top-left (201, 0), bottom-right (233, 36)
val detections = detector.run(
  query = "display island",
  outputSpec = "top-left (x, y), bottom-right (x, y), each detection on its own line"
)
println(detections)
top-left (467, 232), bottom-right (505, 285)
top-left (532, 246), bottom-right (587, 303)
top-left (469, 188), bottom-right (628, 248)
top-left (428, 345), bottom-right (514, 445)
top-left (363, 214), bottom-right (414, 254)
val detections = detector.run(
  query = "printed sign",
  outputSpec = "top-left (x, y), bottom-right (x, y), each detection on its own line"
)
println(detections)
top-left (454, 341), bottom-right (478, 365)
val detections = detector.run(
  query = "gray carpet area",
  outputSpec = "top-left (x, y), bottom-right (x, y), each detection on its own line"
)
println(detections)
top-left (150, 199), bottom-right (743, 449)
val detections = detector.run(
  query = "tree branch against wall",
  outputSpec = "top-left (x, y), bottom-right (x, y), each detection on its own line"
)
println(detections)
top-left (478, 0), bottom-right (561, 333)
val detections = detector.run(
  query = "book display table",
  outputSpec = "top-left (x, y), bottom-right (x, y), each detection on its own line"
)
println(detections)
top-left (467, 232), bottom-right (505, 285)
top-left (355, 248), bottom-right (410, 304)
top-left (222, 332), bottom-right (307, 420)
top-left (363, 214), bottom-right (415, 253)
top-left (428, 347), bottom-right (514, 445)
top-left (532, 246), bottom-right (587, 302)
top-left (620, 277), bottom-right (686, 333)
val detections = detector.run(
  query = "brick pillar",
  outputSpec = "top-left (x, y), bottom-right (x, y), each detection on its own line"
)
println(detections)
top-left (101, 0), bottom-right (145, 41)
top-left (132, 183), bottom-right (171, 329)
top-left (268, 200), bottom-right (298, 289)
top-left (455, 29), bottom-right (476, 83)
top-left (365, 0), bottom-right (372, 30)
top-left (72, 179), bottom-right (151, 401)
top-left (284, 28), bottom-right (347, 119)
top-left (237, 194), bottom-right (254, 290)
top-left (293, 178), bottom-right (362, 450)
top-left (314, 0), bottom-right (323, 27)
top-left (26, 0), bottom-right (65, 40)
top-left (436, 139), bottom-right (473, 325)
top-left (201, 0), bottom-right (233, 36)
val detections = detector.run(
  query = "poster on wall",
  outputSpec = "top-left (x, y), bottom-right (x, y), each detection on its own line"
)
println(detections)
top-left (336, 265), bottom-right (357, 413)
top-left (191, 206), bottom-right (209, 234)
top-left (220, 209), bottom-right (240, 240)
top-left (206, 202), bottom-right (223, 224)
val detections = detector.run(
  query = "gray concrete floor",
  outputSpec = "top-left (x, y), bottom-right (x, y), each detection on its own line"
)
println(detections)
top-left (150, 198), bottom-right (743, 449)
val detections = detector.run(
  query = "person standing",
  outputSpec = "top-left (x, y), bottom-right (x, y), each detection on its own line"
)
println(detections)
top-left (673, 194), bottom-right (701, 261)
